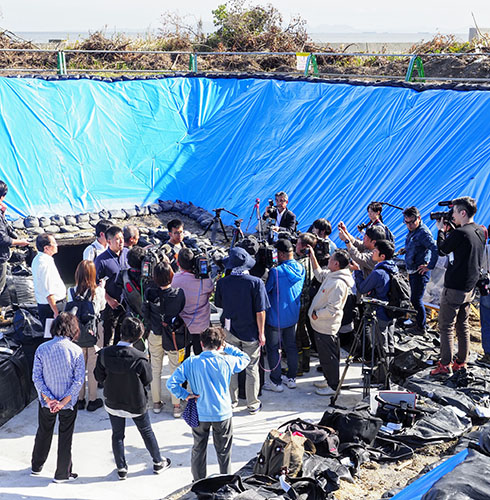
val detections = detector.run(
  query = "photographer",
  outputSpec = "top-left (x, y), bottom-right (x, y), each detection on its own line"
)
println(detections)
top-left (338, 223), bottom-right (385, 277)
top-left (401, 206), bottom-right (438, 334)
top-left (307, 248), bottom-right (354, 396)
top-left (263, 239), bottom-right (305, 392)
top-left (117, 246), bottom-right (146, 318)
top-left (361, 202), bottom-right (395, 243)
top-left (262, 191), bottom-right (297, 233)
top-left (172, 248), bottom-right (214, 356)
top-left (353, 240), bottom-right (398, 358)
top-left (431, 196), bottom-right (485, 375)
top-left (295, 232), bottom-right (318, 374)
top-left (307, 218), bottom-right (337, 263)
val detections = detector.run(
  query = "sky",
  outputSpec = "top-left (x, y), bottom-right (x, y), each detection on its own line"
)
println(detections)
top-left (0, 0), bottom-right (489, 34)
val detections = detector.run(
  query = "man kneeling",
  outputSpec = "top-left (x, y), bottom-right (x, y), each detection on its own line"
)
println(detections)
top-left (94, 317), bottom-right (171, 480)
top-left (167, 327), bottom-right (249, 480)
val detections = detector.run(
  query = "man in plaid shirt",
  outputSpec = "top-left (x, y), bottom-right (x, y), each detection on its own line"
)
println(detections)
top-left (31, 313), bottom-right (85, 483)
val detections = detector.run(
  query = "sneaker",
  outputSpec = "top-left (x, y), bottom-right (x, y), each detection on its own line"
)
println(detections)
top-left (53, 473), bottom-right (78, 483)
top-left (153, 458), bottom-right (171, 474)
top-left (30, 468), bottom-right (42, 476)
top-left (285, 378), bottom-right (297, 389)
top-left (86, 398), bottom-right (103, 412)
top-left (173, 404), bottom-right (182, 418)
top-left (314, 379), bottom-right (330, 389)
top-left (248, 402), bottom-right (262, 415)
top-left (315, 386), bottom-right (335, 396)
top-left (77, 399), bottom-right (86, 410)
top-left (452, 360), bottom-right (467, 372)
top-left (117, 468), bottom-right (128, 480)
top-left (153, 401), bottom-right (163, 414)
top-left (263, 381), bottom-right (284, 393)
top-left (430, 361), bottom-right (453, 376)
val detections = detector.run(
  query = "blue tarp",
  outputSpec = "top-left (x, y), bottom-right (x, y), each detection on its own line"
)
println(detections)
top-left (1, 75), bottom-right (489, 243)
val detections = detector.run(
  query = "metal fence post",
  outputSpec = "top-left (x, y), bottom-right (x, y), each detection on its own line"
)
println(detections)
top-left (57, 51), bottom-right (67, 75)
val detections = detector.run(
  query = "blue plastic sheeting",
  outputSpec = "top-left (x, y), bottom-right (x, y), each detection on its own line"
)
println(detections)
top-left (390, 449), bottom-right (468, 500)
top-left (1, 76), bottom-right (490, 244)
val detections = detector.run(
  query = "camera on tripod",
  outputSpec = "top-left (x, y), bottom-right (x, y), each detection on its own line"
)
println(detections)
top-left (429, 200), bottom-right (454, 223)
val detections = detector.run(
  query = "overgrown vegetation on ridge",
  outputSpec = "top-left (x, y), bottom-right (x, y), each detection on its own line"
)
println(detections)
top-left (0, 0), bottom-right (489, 78)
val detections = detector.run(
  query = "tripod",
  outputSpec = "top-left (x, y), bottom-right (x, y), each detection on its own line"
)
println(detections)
top-left (246, 198), bottom-right (266, 243)
top-left (230, 219), bottom-right (244, 249)
top-left (203, 207), bottom-right (238, 243)
top-left (331, 298), bottom-right (415, 404)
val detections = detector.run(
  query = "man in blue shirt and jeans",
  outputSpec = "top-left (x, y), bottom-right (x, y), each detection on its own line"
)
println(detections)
top-left (264, 239), bottom-right (305, 391)
top-left (215, 247), bottom-right (270, 415)
top-left (167, 327), bottom-right (249, 480)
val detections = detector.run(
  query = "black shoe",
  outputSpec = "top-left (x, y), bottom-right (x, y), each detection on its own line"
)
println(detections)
top-left (153, 458), bottom-right (171, 474)
top-left (86, 398), bottom-right (103, 412)
top-left (77, 400), bottom-right (86, 410)
top-left (53, 473), bottom-right (78, 483)
top-left (30, 468), bottom-right (42, 476)
top-left (97, 382), bottom-right (104, 389)
top-left (316, 366), bottom-right (323, 373)
top-left (248, 402), bottom-right (262, 415)
top-left (117, 468), bottom-right (128, 480)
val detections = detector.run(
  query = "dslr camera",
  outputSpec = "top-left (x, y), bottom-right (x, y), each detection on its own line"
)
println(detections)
top-left (430, 200), bottom-right (454, 223)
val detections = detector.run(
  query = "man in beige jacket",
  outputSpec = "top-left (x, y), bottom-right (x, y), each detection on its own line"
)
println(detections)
top-left (307, 248), bottom-right (354, 396)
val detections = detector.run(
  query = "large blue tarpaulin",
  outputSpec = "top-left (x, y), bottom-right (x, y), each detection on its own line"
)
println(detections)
top-left (0, 75), bottom-right (489, 243)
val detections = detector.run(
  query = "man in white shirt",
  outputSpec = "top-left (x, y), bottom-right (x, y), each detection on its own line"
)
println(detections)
top-left (82, 220), bottom-right (111, 262)
top-left (32, 233), bottom-right (67, 328)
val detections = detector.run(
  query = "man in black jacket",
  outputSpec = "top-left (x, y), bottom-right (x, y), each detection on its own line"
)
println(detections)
top-left (431, 196), bottom-right (485, 375)
top-left (94, 317), bottom-right (171, 480)
top-left (263, 191), bottom-right (297, 233)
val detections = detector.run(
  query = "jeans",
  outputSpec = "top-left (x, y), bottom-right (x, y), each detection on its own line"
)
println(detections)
top-left (31, 403), bottom-right (77, 480)
top-left (409, 272), bottom-right (430, 329)
top-left (191, 418), bottom-right (233, 480)
top-left (438, 287), bottom-right (474, 365)
top-left (108, 412), bottom-right (162, 470)
top-left (265, 325), bottom-right (298, 385)
top-left (481, 294), bottom-right (490, 354)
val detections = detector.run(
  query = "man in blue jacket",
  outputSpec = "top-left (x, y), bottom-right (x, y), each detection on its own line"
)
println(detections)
top-left (402, 207), bottom-right (438, 333)
top-left (353, 239), bottom-right (397, 357)
top-left (264, 239), bottom-right (305, 391)
top-left (167, 327), bottom-right (249, 481)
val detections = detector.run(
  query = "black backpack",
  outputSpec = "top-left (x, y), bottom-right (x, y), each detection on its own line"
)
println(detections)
top-left (66, 287), bottom-right (98, 348)
top-left (385, 271), bottom-right (411, 319)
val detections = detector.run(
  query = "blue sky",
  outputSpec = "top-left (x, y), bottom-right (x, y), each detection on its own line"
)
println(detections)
top-left (0, 0), bottom-right (488, 33)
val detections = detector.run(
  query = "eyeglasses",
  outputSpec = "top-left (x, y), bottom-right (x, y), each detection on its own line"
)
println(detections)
top-left (403, 218), bottom-right (417, 225)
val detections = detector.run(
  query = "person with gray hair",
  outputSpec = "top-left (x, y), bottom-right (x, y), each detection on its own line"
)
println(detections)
top-left (121, 225), bottom-right (140, 270)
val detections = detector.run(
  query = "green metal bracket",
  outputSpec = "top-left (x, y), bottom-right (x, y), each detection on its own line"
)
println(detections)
top-left (189, 54), bottom-right (198, 72)
top-left (304, 54), bottom-right (319, 76)
top-left (405, 55), bottom-right (425, 82)
top-left (56, 51), bottom-right (67, 75)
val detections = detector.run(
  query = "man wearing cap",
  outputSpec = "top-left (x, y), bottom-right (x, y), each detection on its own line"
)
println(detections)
top-left (215, 247), bottom-right (270, 415)
top-left (263, 239), bottom-right (305, 392)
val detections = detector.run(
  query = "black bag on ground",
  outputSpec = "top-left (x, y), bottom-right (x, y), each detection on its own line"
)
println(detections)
top-left (279, 418), bottom-right (340, 458)
top-left (319, 405), bottom-right (383, 446)
top-left (66, 287), bottom-right (98, 348)
top-left (386, 271), bottom-right (411, 319)
top-left (13, 307), bottom-right (44, 343)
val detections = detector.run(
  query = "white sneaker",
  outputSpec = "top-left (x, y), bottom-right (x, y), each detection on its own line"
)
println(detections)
top-left (286, 378), bottom-right (297, 389)
top-left (315, 386), bottom-right (335, 396)
top-left (313, 379), bottom-right (330, 389)
top-left (263, 381), bottom-right (284, 393)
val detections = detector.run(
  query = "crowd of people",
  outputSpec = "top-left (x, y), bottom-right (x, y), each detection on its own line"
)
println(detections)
top-left (0, 180), bottom-right (488, 484)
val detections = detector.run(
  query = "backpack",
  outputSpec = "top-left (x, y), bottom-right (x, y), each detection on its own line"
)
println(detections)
top-left (66, 287), bottom-right (98, 348)
top-left (253, 429), bottom-right (312, 478)
top-left (385, 271), bottom-right (411, 319)
top-left (121, 269), bottom-right (143, 317)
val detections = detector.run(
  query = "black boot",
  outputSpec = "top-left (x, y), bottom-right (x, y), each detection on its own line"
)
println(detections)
top-left (302, 346), bottom-right (311, 373)
top-left (297, 350), bottom-right (304, 377)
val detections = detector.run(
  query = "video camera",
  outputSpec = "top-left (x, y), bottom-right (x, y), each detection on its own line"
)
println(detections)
top-left (192, 252), bottom-right (210, 279)
top-left (429, 200), bottom-right (454, 224)
top-left (141, 245), bottom-right (168, 281)
top-left (256, 242), bottom-right (278, 269)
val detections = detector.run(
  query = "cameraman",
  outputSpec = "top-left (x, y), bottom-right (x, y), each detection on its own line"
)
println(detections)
top-left (172, 248), bottom-right (214, 356)
top-left (431, 196), bottom-right (485, 375)
top-left (307, 218), bottom-right (337, 262)
top-left (262, 191), bottom-right (297, 233)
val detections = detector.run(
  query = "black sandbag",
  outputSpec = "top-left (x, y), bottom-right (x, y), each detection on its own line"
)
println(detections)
top-left (421, 448), bottom-right (490, 500)
top-left (368, 437), bottom-right (414, 462)
top-left (301, 453), bottom-right (353, 490)
top-left (0, 340), bottom-right (35, 426)
top-left (191, 474), bottom-right (245, 500)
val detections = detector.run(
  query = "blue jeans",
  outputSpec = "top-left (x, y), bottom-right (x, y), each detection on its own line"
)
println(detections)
top-left (108, 412), bottom-right (162, 470)
top-left (265, 325), bottom-right (298, 385)
top-left (481, 294), bottom-right (490, 354)
top-left (409, 272), bottom-right (430, 329)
